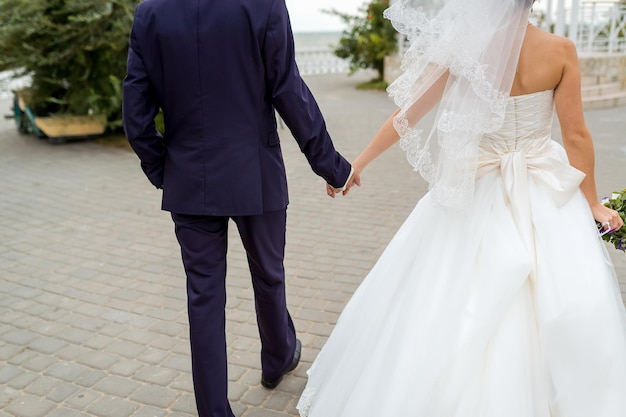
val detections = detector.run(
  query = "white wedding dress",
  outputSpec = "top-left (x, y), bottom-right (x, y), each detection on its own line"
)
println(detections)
top-left (297, 90), bottom-right (626, 417)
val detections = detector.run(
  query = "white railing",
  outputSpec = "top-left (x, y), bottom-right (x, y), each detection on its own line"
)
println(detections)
top-left (0, 50), bottom-right (349, 99)
top-left (575, 2), bottom-right (626, 53)
top-left (295, 48), bottom-right (350, 76)
top-left (541, 1), bottom-right (626, 53)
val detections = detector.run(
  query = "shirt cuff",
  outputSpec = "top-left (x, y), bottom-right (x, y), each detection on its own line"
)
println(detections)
top-left (337, 166), bottom-right (354, 192)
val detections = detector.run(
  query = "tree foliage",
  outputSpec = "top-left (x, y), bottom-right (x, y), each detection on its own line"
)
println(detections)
top-left (0, 0), bottom-right (135, 129)
top-left (325, 0), bottom-right (397, 82)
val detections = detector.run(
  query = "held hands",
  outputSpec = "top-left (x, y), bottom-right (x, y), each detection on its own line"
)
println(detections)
top-left (326, 167), bottom-right (361, 198)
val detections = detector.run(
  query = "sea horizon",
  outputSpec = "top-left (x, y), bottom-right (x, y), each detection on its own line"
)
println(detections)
top-left (293, 31), bottom-right (342, 51)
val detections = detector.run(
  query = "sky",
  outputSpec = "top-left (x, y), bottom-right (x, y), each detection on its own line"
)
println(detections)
top-left (285, 0), bottom-right (366, 33)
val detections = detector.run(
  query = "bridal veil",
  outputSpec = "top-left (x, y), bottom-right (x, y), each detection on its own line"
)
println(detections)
top-left (385, 0), bottom-right (534, 209)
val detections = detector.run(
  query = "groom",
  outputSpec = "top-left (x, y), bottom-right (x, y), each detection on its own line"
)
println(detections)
top-left (122, 0), bottom-right (356, 416)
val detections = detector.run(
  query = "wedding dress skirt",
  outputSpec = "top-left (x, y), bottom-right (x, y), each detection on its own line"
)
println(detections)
top-left (297, 90), bottom-right (626, 417)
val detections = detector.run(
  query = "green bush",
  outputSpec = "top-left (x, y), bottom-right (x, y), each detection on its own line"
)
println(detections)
top-left (325, 0), bottom-right (397, 82)
top-left (0, 0), bottom-right (135, 130)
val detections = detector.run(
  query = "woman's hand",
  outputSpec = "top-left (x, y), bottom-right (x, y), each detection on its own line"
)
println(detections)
top-left (591, 201), bottom-right (624, 233)
top-left (341, 166), bottom-right (362, 196)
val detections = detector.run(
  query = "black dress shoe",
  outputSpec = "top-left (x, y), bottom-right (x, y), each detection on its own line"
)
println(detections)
top-left (261, 338), bottom-right (301, 389)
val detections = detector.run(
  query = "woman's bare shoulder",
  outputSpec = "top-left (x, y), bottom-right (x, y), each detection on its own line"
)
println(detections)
top-left (529, 25), bottom-right (576, 57)
top-left (513, 25), bottom-right (576, 94)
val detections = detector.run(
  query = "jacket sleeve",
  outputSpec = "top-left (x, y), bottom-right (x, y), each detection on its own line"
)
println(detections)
top-left (263, 0), bottom-right (351, 189)
top-left (122, 5), bottom-right (165, 189)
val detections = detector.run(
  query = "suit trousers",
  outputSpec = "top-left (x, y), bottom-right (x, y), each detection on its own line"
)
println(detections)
top-left (171, 209), bottom-right (297, 417)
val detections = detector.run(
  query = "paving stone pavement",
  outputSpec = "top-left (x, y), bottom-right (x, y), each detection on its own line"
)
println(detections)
top-left (0, 72), bottom-right (625, 417)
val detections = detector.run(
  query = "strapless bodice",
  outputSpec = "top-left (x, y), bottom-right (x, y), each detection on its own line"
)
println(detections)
top-left (481, 89), bottom-right (554, 155)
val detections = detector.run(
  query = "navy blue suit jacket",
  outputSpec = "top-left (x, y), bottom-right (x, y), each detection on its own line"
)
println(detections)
top-left (122, 0), bottom-right (352, 216)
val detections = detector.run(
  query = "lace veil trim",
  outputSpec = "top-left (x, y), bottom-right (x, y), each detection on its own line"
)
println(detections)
top-left (384, 0), bottom-right (533, 209)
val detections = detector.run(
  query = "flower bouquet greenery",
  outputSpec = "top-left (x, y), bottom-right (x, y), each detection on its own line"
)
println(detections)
top-left (598, 188), bottom-right (626, 251)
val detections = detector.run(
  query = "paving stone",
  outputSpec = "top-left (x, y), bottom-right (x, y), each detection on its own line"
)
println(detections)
top-left (23, 376), bottom-right (63, 397)
top-left (0, 386), bottom-right (20, 409)
top-left (240, 408), bottom-right (291, 417)
top-left (93, 375), bottom-right (141, 398)
top-left (272, 374), bottom-right (307, 396)
top-left (84, 334), bottom-right (115, 350)
top-left (107, 340), bottom-right (146, 358)
top-left (72, 308), bottom-right (109, 324)
top-left (64, 389), bottom-right (102, 410)
top-left (227, 382), bottom-right (248, 402)
top-left (161, 354), bottom-right (191, 373)
top-left (87, 396), bottom-right (140, 417)
top-left (76, 350), bottom-right (120, 370)
top-left (129, 405), bottom-right (168, 417)
top-left (6, 371), bottom-right (39, 390)
top-left (170, 374), bottom-right (194, 394)
top-left (239, 369), bottom-right (263, 387)
top-left (27, 336), bottom-right (68, 354)
top-left (231, 403), bottom-right (248, 416)
top-left (47, 407), bottom-right (92, 417)
top-left (129, 385), bottom-right (178, 408)
top-left (98, 322), bottom-right (128, 337)
top-left (1, 329), bottom-right (38, 345)
top-left (3, 394), bottom-right (56, 417)
top-left (133, 366), bottom-right (179, 386)
top-left (21, 354), bottom-right (57, 373)
top-left (0, 311), bottom-right (23, 329)
top-left (28, 321), bottom-right (68, 337)
top-left (241, 387), bottom-right (271, 407)
top-left (228, 350), bottom-right (261, 371)
top-left (169, 393), bottom-right (197, 414)
top-left (143, 307), bottom-right (180, 321)
top-left (0, 365), bottom-right (22, 384)
top-left (263, 390), bottom-right (296, 413)
top-left (43, 362), bottom-right (90, 382)
top-left (74, 370), bottom-right (107, 388)
top-left (148, 321), bottom-right (185, 337)
top-left (55, 344), bottom-right (92, 362)
top-left (137, 348), bottom-right (169, 365)
top-left (119, 328), bottom-right (160, 345)
top-left (57, 327), bottom-right (93, 344)
top-left (109, 359), bottom-right (145, 377)
top-left (171, 340), bottom-right (191, 356)
top-left (47, 383), bottom-right (80, 402)
top-left (11, 314), bottom-right (47, 331)
top-left (100, 310), bottom-right (135, 324)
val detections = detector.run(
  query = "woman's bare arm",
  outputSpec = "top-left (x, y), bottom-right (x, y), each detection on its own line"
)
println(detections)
top-left (333, 70), bottom-right (450, 196)
top-left (555, 38), bottom-right (623, 231)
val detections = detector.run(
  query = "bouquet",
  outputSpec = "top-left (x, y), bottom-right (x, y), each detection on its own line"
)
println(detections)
top-left (598, 188), bottom-right (626, 251)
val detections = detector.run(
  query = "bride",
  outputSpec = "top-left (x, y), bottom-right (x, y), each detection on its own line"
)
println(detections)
top-left (297, 0), bottom-right (626, 416)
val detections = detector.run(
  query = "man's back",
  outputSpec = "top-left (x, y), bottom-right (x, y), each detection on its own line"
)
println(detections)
top-left (131, 0), bottom-right (275, 143)
top-left (124, 0), bottom-right (351, 216)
